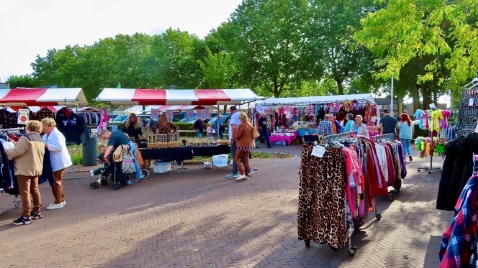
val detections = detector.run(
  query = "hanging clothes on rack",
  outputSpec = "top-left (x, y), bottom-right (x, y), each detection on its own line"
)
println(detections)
top-left (298, 144), bottom-right (348, 250)
top-left (55, 107), bottom-right (89, 144)
top-left (0, 108), bottom-right (18, 129)
top-left (35, 106), bottom-right (55, 121)
top-left (437, 132), bottom-right (478, 211)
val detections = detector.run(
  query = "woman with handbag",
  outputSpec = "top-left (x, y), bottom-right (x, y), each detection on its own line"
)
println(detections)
top-left (100, 129), bottom-right (143, 184)
top-left (234, 112), bottom-right (256, 181)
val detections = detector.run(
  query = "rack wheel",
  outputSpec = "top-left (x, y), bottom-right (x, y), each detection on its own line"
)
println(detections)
top-left (388, 195), bottom-right (394, 201)
top-left (376, 214), bottom-right (382, 221)
top-left (304, 240), bottom-right (310, 247)
top-left (112, 182), bottom-right (120, 190)
top-left (348, 246), bottom-right (357, 255)
top-left (100, 179), bottom-right (107, 186)
top-left (428, 171), bottom-right (432, 174)
top-left (119, 181), bottom-right (127, 187)
top-left (142, 169), bottom-right (150, 178)
top-left (418, 169), bottom-right (421, 172)
top-left (395, 188), bottom-right (400, 194)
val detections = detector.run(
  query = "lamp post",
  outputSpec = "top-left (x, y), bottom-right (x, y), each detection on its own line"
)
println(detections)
top-left (390, 75), bottom-right (394, 117)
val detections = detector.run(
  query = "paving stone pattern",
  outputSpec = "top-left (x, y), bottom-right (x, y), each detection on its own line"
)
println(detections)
top-left (0, 146), bottom-right (454, 267)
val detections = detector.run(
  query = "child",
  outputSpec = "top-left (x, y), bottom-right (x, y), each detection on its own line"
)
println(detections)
top-left (207, 123), bottom-right (213, 139)
top-left (90, 145), bottom-right (108, 176)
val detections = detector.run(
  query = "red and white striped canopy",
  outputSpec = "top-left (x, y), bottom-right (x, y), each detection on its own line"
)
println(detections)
top-left (96, 88), bottom-right (262, 105)
top-left (0, 88), bottom-right (87, 106)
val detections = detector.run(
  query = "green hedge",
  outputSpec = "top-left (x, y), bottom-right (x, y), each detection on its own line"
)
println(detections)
top-left (413, 125), bottom-right (431, 139)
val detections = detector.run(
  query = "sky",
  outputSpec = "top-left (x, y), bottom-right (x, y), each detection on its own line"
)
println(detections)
top-left (0, 0), bottom-right (243, 82)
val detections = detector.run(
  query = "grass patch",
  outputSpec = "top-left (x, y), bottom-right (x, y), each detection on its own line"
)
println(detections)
top-left (67, 145), bottom-right (84, 165)
top-left (184, 150), bottom-right (293, 164)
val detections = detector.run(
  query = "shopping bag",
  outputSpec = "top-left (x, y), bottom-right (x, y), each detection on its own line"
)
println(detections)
top-left (122, 150), bottom-right (137, 174)
top-left (252, 128), bottom-right (260, 139)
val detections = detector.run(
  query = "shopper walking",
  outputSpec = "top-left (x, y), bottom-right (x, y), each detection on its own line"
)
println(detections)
top-left (6, 120), bottom-right (45, 225)
top-left (398, 113), bottom-right (414, 161)
top-left (226, 106), bottom-right (252, 179)
top-left (351, 115), bottom-right (370, 138)
top-left (257, 113), bottom-right (272, 148)
top-left (317, 114), bottom-right (334, 136)
top-left (379, 109), bottom-right (398, 134)
top-left (41, 118), bottom-right (72, 210)
top-left (234, 112), bottom-right (254, 181)
top-left (343, 113), bottom-right (354, 132)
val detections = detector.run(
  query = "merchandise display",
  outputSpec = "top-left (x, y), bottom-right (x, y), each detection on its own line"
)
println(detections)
top-left (298, 133), bottom-right (407, 255)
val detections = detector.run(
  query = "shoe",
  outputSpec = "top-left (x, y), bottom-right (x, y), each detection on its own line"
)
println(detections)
top-left (62, 201), bottom-right (66, 206)
top-left (30, 212), bottom-right (43, 220)
top-left (13, 216), bottom-right (32, 225)
top-left (226, 173), bottom-right (239, 179)
top-left (135, 176), bottom-right (144, 182)
top-left (267, 146), bottom-right (273, 148)
top-left (127, 180), bottom-right (132, 185)
top-left (47, 203), bottom-right (64, 210)
top-left (90, 170), bottom-right (94, 176)
top-left (248, 170), bottom-right (254, 176)
top-left (236, 175), bottom-right (248, 181)
top-left (409, 155), bottom-right (413, 161)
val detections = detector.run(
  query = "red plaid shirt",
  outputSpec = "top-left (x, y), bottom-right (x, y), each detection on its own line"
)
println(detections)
top-left (439, 175), bottom-right (478, 267)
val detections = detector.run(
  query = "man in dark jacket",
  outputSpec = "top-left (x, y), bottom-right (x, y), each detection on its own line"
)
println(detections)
top-left (194, 118), bottom-right (204, 138)
top-left (257, 113), bottom-right (272, 148)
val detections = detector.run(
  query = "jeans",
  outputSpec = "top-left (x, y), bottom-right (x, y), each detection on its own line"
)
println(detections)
top-left (196, 130), bottom-right (202, 138)
top-left (128, 141), bottom-right (142, 179)
top-left (401, 138), bottom-right (412, 156)
top-left (17, 175), bottom-right (41, 217)
top-left (52, 169), bottom-right (66, 204)
top-left (259, 129), bottom-right (271, 147)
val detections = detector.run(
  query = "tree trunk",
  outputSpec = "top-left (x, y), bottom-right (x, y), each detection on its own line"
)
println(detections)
top-left (336, 79), bottom-right (344, 95)
top-left (411, 85), bottom-right (420, 112)
top-left (433, 91), bottom-right (438, 104)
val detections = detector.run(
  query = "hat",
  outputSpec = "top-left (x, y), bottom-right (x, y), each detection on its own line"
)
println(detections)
top-left (383, 109), bottom-right (390, 113)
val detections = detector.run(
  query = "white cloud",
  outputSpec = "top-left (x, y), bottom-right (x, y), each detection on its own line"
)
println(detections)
top-left (0, 0), bottom-right (242, 82)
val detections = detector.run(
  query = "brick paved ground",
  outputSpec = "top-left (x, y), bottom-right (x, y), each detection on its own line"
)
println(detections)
top-left (0, 145), bottom-right (453, 268)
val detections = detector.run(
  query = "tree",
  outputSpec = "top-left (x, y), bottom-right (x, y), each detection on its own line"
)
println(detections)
top-left (305, 0), bottom-right (382, 95)
top-left (211, 0), bottom-right (316, 97)
top-left (198, 47), bottom-right (237, 88)
top-left (6, 74), bottom-right (38, 88)
top-left (354, 0), bottom-right (478, 105)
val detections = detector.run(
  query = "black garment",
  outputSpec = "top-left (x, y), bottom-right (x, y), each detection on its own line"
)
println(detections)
top-left (194, 119), bottom-right (204, 133)
top-left (219, 125), bottom-right (225, 139)
top-left (379, 115), bottom-right (398, 134)
top-left (258, 117), bottom-right (268, 131)
top-left (0, 141), bottom-right (15, 194)
top-left (97, 152), bottom-right (106, 163)
top-left (0, 109), bottom-right (17, 129)
top-left (55, 107), bottom-right (84, 144)
top-left (108, 131), bottom-right (131, 147)
top-left (39, 149), bottom-right (54, 186)
top-left (122, 124), bottom-right (143, 141)
top-left (436, 132), bottom-right (478, 210)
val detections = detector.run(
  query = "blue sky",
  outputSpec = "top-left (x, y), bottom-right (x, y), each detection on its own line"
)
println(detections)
top-left (0, 0), bottom-right (243, 82)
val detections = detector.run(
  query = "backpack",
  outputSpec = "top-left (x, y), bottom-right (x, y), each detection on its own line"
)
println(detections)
top-left (121, 145), bottom-right (136, 174)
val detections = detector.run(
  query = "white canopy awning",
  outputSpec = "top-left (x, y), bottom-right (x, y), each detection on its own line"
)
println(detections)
top-left (257, 94), bottom-right (375, 106)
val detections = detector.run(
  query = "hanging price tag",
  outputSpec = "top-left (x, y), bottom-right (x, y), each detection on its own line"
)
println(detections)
top-left (469, 98), bottom-right (475, 107)
top-left (311, 145), bottom-right (326, 158)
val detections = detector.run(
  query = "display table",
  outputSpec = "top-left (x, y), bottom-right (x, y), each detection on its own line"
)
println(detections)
top-left (297, 128), bottom-right (317, 137)
top-left (139, 145), bottom-right (231, 163)
top-left (269, 131), bottom-right (298, 145)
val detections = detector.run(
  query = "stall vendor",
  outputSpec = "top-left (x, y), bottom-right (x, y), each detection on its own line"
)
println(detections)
top-left (151, 113), bottom-right (178, 136)
top-left (122, 113), bottom-right (145, 141)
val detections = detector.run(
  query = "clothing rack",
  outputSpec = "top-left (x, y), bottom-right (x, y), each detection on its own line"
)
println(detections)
top-left (323, 131), bottom-right (354, 143)
top-left (417, 130), bottom-right (442, 174)
top-left (371, 133), bottom-right (395, 141)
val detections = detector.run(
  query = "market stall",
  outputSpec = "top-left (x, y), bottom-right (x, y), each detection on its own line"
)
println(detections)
top-left (95, 88), bottom-right (263, 171)
top-left (254, 94), bottom-right (379, 145)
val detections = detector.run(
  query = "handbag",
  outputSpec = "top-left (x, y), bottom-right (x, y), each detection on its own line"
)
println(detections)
top-left (252, 127), bottom-right (260, 139)
top-left (121, 145), bottom-right (137, 174)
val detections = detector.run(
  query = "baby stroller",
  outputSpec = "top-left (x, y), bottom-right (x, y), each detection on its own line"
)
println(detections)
top-left (90, 146), bottom-right (150, 190)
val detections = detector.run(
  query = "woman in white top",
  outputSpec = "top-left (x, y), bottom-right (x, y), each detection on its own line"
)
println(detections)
top-left (351, 115), bottom-right (370, 138)
top-left (41, 118), bottom-right (72, 210)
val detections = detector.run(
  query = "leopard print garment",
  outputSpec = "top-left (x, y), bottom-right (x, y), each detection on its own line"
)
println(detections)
top-left (297, 144), bottom-right (347, 249)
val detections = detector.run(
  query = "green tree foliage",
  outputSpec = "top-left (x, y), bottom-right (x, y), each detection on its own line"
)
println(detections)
top-left (354, 0), bottom-right (478, 105)
top-left (198, 47), bottom-right (237, 88)
top-left (211, 0), bottom-right (316, 97)
top-left (6, 74), bottom-right (38, 88)
top-left (305, 0), bottom-right (382, 95)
